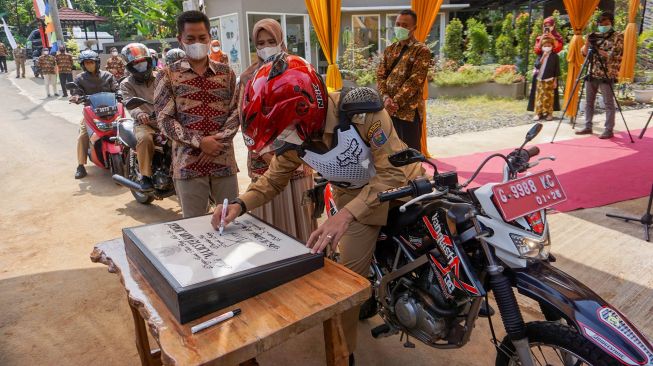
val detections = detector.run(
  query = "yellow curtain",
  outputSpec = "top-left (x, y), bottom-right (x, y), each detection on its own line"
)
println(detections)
top-left (305, 0), bottom-right (343, 91)
top-left (617, 0), bottom-right (640, 83)
top-left (561, 0), bottom-right (600, 118)
top-left (411, 0), bottom-right (442, 157)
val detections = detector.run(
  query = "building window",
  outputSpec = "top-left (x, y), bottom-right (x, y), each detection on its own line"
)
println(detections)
top-left (209, 13), bottom-right (241, 74)
top-left (246, 13), bottom-right (311, 67)
top-left (351, 14), bottom-right (380, 56)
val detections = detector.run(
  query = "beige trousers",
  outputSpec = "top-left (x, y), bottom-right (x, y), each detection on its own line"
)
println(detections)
top-left (44, 73), bottom-right (57, 95)
top-left (134, 124), bottom-right (155, 177)
top-left (15, 61), bottom-right (25, 77)
top-left (77, 118), bottom-right (89, 165)
top-left (174, 175), bottom-right (239, 218)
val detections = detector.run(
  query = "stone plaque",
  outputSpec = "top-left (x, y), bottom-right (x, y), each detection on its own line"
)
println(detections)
top-left (123, 213), bottom-right (323, 323)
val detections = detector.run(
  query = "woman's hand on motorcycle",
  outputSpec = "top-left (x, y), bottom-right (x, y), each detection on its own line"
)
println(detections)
top-left (69, 95), bottom-right (80, 104)
top-left (306, 208), bottom-right (354, 254)
top-left (210, 203), bottom-right (241, 230)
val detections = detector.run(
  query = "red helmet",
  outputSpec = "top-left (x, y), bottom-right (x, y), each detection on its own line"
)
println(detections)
top-left (241, 53), bottom-right (327, 153)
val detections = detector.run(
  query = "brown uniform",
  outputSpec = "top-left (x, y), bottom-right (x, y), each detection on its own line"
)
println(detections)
top-left (120, 74), bottom-right (157, 177)
top-left (238, 91), bottom-right (423, 353)
top-left (13, 47), bottom-right (27, 77)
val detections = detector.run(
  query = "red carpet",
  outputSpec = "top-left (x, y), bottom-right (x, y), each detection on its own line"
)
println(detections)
top-left (429, 130), bottom-right (653, 212)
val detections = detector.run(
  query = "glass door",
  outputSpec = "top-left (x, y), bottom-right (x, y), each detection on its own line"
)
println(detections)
top-left (285, 15), bottom-right (309, 62)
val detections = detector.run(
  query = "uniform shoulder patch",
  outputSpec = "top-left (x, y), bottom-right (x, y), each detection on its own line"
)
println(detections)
top-left (367, 120), bottom-right (388, 148)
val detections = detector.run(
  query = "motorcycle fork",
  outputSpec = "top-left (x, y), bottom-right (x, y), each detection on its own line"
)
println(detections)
top-left (474, 219), bottom-right (535, 366)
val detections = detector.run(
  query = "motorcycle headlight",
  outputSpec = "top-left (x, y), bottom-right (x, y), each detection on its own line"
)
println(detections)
top-left (95, 120), bottom-right (117, 131)
top-left (509, 230), bottom-right (550, 259)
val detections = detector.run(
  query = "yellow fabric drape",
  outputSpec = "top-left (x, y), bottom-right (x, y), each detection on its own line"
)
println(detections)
top-left (618, 0), bottom-right (640, 83)
top-left (305, 0), bottom-right (342, 91)
top-left (411, 0), bottom-right (442, 157)
top-left (561, 0), bottom-right (600, 118)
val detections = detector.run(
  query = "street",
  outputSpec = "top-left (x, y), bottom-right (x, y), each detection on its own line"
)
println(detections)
top-left (1, 72), bottom-right (652, 366)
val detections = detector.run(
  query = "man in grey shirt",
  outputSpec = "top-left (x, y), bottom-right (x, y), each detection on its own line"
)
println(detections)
top-left (69, 50), bottom-right (118, 179)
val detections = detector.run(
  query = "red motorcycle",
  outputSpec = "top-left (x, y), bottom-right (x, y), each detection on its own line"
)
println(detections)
top-left (69, 85), bottom-right (127, 177)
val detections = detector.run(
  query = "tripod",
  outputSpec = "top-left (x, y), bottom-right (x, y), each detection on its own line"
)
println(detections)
top-left (606, 183), bottom-right (653, 242)
top-left (551, 40), bottom-right (634, 143)
top-left (639, 110), bottom-right (653, 139)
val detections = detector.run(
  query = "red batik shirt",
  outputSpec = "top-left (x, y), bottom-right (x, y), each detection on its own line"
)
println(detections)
top-left (155, 58), bottom-right (240, 180)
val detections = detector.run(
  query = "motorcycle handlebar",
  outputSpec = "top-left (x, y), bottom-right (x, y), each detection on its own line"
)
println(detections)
top-left (527, 146), bottom-right (540, 158)
top-left (378, 185), bottom-right (414, 202)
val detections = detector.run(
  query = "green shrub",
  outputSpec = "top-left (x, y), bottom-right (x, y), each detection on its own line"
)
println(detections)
top-left (444, 18), bottom-right (464, 65)
top-left (464, 18), bottom-right (490, 66)
top-left (515, 12), bottom-right (530, 74)
top-left (495, 13), bottom-right (516, 65)
top-left (433, 64), bottom-right (493, 87)
top-left (493, 65), bottom-right (525, 84)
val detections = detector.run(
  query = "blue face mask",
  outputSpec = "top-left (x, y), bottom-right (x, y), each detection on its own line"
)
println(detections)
top-left (598, 25), bottom-right (612, 33)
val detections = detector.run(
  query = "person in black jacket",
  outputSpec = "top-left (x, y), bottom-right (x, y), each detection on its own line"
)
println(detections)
top-left (527, 36), bottom-right (561, 121)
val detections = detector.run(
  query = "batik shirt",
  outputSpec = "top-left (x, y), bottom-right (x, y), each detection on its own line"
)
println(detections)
top-left (587, 31), bottom-right (624, 81)
top-left (376, 38), bottom-right (432, 121)
top-left (55, 53), bottom-right (74, 73)
top-left (155, 58), bottom-right (239, 180)
top-left (38, 55), bottom-right (57, 74)
top-left (0, 43), bottom-right (7, 57)
top-left (106, 56), bottom-right (126, 78)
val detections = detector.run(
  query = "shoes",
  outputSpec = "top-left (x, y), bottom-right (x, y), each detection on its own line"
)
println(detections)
top-left (575, 127), bottom-right (593, 135)
top-left (532, 115), bottom-right (541, 121)
top-left (54, 93), bottom-right (60, 97)
top-left (47, 94), bottom-right (51, 98)
top-left (75, 165), bottom-right (87, 179)
top-left (545, 114), bottom-right (554, 121)
top-left (140, 176), bottom-right (154, 192)
top-left (599, 130), bottom-right (614, 139)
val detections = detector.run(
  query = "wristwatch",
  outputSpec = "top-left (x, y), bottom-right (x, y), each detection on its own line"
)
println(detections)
top-left (230, 198), bottom-right (247, 216)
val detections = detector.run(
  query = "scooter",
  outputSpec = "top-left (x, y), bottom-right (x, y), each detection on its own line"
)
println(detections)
top-left (68, 82), bottom-right (127, 178)
top-left (112, 97), bottom-right (175, 205)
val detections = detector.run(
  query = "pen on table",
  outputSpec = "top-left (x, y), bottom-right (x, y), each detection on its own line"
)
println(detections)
top-left (191, 308), bottom-right (241, 334)
top-left (219, 198), bottom-right (228, 235)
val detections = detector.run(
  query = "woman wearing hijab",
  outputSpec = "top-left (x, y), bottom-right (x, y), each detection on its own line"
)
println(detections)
top-left (528, 16), bottom-right (563, 118)
top-left (209, 40), bottom-right (229, 64)
top-left (237, 18), bottom-right (317, 242)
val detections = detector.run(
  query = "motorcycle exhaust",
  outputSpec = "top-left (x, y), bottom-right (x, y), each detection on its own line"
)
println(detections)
top-left (112, 174), bottom-right (148, 192)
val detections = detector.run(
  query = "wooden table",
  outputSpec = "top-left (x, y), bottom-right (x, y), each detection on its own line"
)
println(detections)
top-left (90, 239), bottom-right (371, 366)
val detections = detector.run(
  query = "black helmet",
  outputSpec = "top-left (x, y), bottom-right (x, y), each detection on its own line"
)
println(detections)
top-left (79, 50), bottom-right (100, 72)
top-left (164, 48), bottom-right (186, 65)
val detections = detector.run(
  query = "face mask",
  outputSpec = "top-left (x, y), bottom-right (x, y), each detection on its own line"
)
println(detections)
top-left (256, 45), bottom-right (282, 62)
top-left (597, 25), bottom-right (612, 33)
top-left (183, 42), bottom-right (210, 60)
top-left (111, 52), bottom-right (118, 56)
top-left (394, 26), bottom-right (411, 41)
top-left (212, 47), bottom-right (221, 53)
top-left (133, 62), bottom-right (148, 73)
top-left (43, 51), bottom-right (49, 55)
top-left (542, 46), bottom-right (553, 53)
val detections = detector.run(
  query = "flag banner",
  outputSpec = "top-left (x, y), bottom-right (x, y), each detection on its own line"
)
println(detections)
top-left (1, 17), bottom-right (17, 49)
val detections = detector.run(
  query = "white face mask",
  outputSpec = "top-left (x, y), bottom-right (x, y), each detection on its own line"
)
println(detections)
top-left (133, 62), bottom-right (148, 73)
top-left (111, 52), bottom-right (118, 56)
top-left (542, 46), bottom-right (553, 53)
top-left (212, 47), bottom-right (221, 52)
top-left (43, 51), bottom-right (49, 55)
top-left (183, 42), bottom-right (210, 60)
top-left (257, 45), bottom-right (282, 62)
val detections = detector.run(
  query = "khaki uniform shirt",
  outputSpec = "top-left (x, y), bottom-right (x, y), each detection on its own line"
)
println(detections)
top-left (376, 38), bottom-right (432, 121)
top-left (120, 74), bottom-right (157, 127)
top-left (13, 48), bottom-right (27, 62)
top-left (240, 92), bottom-right (424, 226)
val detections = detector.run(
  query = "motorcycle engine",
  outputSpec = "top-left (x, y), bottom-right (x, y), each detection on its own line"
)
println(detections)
top-left (393, 292), bottom-right (448, 343)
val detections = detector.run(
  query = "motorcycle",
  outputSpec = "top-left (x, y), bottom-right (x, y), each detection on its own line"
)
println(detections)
top-left (68, 82), bottom-right (127, 178)
top-left (312, 123), bottom-right (653, 365)
top-left (111, 97), bottom-right (175, 205)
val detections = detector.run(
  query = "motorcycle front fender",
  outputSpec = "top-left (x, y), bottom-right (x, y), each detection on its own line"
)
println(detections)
top-left (105, 142), bottom-right (123, 155)
top-left (515, 261), bottom-right (653, 365)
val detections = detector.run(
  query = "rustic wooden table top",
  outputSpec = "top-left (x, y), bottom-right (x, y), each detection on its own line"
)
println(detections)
top-left (91, 238), bottom-right (371, 366)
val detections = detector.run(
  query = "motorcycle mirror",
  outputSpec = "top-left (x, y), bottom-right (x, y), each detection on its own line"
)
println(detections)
top-left (125, 97), bottom-right (149, 110)
top-left (525, 123), bottom-right (543, 143)
top-left (388, 148), bottom-right (425, 167)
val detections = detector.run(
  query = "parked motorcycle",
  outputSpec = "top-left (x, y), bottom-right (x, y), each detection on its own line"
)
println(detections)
top-left (68, 82), bottom-right (127, 178)
top-left (312, 123), bottom-right (653, 365)
top-left (111, 97), bottom-right (175, 205)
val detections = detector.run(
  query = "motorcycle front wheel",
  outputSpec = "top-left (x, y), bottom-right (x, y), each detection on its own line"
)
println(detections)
top-left (495, 321), bottom-right (619, 366)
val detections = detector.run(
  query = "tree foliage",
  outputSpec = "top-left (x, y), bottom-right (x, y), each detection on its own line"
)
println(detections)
top-left (515, 12), bottom-right (530, 74)
top-left (495, 13), bottom-right (516, 65)
top-left (464, 18), bottom-right (490, 66)
top-left (443, 18), bottom-right (464, 65)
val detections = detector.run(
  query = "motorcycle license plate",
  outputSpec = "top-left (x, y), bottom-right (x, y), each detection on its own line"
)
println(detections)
top-left (491, 169), bottom-right (567, 222)
top-left (96, 106), bottom-right (117, 115)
